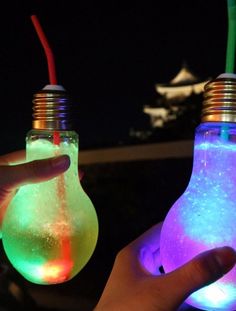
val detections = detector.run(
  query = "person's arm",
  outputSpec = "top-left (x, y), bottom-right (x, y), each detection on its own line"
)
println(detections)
top-left (95, 223), bottom-right (236, 311)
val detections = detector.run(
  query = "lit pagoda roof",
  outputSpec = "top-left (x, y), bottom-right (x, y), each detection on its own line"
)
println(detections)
top-left (155, 64), bottom-right (210, 99)
top-left (170, 66), bottom-right (199, 85)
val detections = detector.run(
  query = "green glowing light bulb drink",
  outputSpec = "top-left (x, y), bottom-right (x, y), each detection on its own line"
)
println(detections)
top-left (2, 85), bottom-right (99, 284)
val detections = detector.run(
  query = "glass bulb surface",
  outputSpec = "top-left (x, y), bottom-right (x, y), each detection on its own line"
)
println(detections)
top-left (2, 130), bottom-right (98, 285)
top-left (160, 122), bottom-right (236, 310)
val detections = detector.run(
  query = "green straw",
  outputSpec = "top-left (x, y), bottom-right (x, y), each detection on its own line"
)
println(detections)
top-left (225, 0), bottom-right (236, 72)
top-left (221, 0), bottom-right (236, 140)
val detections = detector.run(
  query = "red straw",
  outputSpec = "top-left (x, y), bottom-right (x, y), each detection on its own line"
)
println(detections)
top-left (31, 14), bottom-right (60, 146)
top-left (31, 15), bottom-right (57, 85)
top-left (31, 16), bottom-right (73, 279)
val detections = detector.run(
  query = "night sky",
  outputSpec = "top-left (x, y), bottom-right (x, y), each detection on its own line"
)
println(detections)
top-left (0, 0), bottom-right (229, 152)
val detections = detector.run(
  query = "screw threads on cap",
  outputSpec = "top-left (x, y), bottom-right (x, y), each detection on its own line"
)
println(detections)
top-left (202, 74), bottom-right (236, 123)
top-left (32, 88), bottom-right (73, 130)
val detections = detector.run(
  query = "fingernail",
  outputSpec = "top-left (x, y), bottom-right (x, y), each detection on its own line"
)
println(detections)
top-left (52, 155), bottom-right (70, 170)
top-left (214, 246), bottom-right (236, 274)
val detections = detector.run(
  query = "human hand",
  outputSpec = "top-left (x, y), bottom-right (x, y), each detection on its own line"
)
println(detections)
top-left (94, 222), bottom-right (236, 311)
top-left (0, 150), bottom-right (70, 227)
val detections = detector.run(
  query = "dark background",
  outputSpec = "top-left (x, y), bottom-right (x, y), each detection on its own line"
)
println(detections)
top-left (0, 0), bottom-right (228, 152)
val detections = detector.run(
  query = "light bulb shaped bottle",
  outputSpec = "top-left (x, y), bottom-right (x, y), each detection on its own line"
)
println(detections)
top-left (160, 73), bottom-right (236, 310)
top-left (2, 85), bottom-right (99, 285)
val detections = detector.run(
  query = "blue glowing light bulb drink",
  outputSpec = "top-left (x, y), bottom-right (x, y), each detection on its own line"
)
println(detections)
top-left (160, 73), bottom-right (236, 310)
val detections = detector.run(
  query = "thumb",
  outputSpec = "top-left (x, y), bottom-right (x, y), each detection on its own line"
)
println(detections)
top-left (0, 155), bottom-right (70, 190)
top-left (164, 246), bottom-right (236, 307)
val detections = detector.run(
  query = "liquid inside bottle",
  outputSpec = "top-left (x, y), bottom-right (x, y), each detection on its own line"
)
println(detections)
top-left (160, 122), bottom-right (236, 310)
top-left (2, 130), bottom-right (98, 284)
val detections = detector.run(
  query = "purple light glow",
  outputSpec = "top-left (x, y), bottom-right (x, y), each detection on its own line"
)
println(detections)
top-left (160, 122), bottom-right (236, 310)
